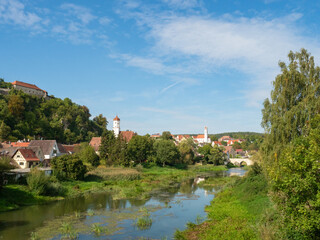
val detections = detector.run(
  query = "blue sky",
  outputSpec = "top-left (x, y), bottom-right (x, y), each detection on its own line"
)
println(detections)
top-left (1, 0), bottom-right (320, 135)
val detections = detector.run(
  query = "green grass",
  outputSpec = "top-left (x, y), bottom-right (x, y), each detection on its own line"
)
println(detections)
top-left (0, 185), bottom-right (61, 212)
top-left (180, 171), bottom-right (271, 240)
top-left (0, 164), bottom-right (229, 212)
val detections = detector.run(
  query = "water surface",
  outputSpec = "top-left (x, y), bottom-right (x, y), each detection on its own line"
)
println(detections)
top-left (0, 168), bottom-right (246, 239)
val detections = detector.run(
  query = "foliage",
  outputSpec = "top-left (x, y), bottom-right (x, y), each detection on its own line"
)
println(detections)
top-left (51, 154), bottom-right (87, 180)
top-left (269, 117), bottom-right (320, 239)
top-left (0, 78), bottom-right (12, 89)
top-left (198, 144), bottom-right (227, 165)
top-left (198, 144), bottom-right (212, 162)
top-left (0, 121), bottom-right (11, 141)
top-left (127, 135), bottom-right (154, 165)
top-left (27, 168), bottom-right (50, 195)
top-left (135, 208), bottom-right (153, 230)
top-left (180, 169), bottom-right (270, 239)
top-left (161, 131), bottom-right (173, 140)
top-left (208, 146), bottom-right (227, 165)
top-left (177, 139), bottom-right (194, 164)
top-left (0, 156), bottom-right (13, 190)
top-left (78, 143), bottom-right (99, 167)
top-left (154, 139), bottom-right (180, 166)
top-left (99, 130), bottom-right (116, 160)
top-left (0, 84), bottom-right (107, 143)
top-left (261, 49), bottom-right (320, 239)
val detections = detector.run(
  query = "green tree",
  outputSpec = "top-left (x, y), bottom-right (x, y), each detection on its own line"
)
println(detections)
top-left (108, 137), bottom-right (128, 166)
top-left (99, 130), bottom-right (116, 160)
top-left (8, 95), bottom-right (24, 118)
top-left (161, 131), bottom-right (173, 140)
top-left (208, 146), bottom-right (227, 165)
top-left (127, 135), bottom-right (154, 165)
top-left (0, 121), bottom-right (11, 141)
top-left (154, 139), bottom-right (180, 166)
top-left (178, 140), bottom-right (194, 164)
top-left (261, 49), bottom-right (320, 238)
top-left (78, 143), bottom-right (100, 167)
top-left (0, 156), bottom-right (13, 190)
top-left (198, 144), bottom-right (212, 162)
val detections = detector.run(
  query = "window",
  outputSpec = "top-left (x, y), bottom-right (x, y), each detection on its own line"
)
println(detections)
top-left (17, 155), bottom-right (20, 158)
top-left (19, 162), bottom-right (24, 165)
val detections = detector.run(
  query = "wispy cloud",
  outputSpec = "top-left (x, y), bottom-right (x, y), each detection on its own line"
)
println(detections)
top-left (0, 0), bottom-right (42, 28)
top-left (162, 0), bottom-right (201, 9)
top-left (60, 3), bottom-right (96, 25)
top-left (111, 53), bottom-right (184, 74)
top-left (116, 5), bottom-right (320, 106)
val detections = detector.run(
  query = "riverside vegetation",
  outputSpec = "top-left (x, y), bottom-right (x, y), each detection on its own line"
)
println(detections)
top-left (174, 49), bottom-right (320, 240)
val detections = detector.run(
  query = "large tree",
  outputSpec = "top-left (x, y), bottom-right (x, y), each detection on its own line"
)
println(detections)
top-left (127, 135), bottom-right (154, 165)
top-left (261, 49), bottom-right (320, 238)
top-left (154, 139), bottom-right (180, 166)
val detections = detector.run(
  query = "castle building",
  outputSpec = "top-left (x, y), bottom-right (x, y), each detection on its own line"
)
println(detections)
top-left (12, 81), bottom-right (48, 98)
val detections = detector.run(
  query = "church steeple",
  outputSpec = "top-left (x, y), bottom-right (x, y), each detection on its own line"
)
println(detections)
top-left (113, 116), bottom-right (120, 137)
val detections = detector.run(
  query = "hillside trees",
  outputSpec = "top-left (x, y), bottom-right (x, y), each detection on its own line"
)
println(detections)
top-left (0, 84), bottom-right (107, 143)
top-left (261, 49), bottom-right (320, 238)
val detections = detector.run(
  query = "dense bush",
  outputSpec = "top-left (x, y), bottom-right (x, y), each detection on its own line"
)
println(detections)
top-left (27, 168), bottom-right (49, 195)
top-left (51, 155), bottom-right (87, 180)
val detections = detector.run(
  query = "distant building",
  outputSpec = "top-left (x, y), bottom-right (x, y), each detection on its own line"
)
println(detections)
top-left (12, 81), bottom-right (48, 98)
top-left (28, 140), bottom-right (61, 160)
top-left (89, 137), bottom-right (102, 154)
top-left (113, 116), bottom-right (120, 138)
top-left (212, 141), bottom-right (223, 147)
top-left (218, 136), bottom-right (233, 142)
top-left (112, 116), bottom-right (135, 142)
top-left (150, 133), bottom-right (161, 139)
top-left (120, 131), bottom-right (135, 142)
top-left (193, 127), bottom-right (211, 144)
top-left (12, 149), bottom-right (40, 169)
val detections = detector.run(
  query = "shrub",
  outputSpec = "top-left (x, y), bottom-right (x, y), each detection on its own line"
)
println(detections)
top-left (27, 168), bottom-right (49, 195)
top-left (51, 155), bottom-right (87, 180)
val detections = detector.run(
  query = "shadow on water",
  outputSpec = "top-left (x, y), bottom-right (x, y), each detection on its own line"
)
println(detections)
top-left (0, 220), bottom-right (29, 230)
top-left (0, 168), bottom-right (247, 240)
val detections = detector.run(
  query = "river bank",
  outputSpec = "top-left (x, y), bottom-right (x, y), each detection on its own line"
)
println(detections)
top-left (0, 164), bottom-right (228, 212)
top-left (0, 167), bottom-right (245, 240)
top-left (178, 166), bottom-right (271, 240)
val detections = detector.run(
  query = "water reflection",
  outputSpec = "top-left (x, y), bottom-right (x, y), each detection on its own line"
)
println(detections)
top-left (0, 168), bottom-right (246, 240)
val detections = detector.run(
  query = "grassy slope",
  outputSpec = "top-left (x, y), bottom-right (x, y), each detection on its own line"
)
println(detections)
top-left (180, 171), bottom-right (270, 240)
top-left (0, 165), bottom-right (227, 212)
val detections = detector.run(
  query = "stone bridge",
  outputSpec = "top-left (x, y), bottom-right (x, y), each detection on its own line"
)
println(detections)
top-left (229, 158), bottom-right (253, 166)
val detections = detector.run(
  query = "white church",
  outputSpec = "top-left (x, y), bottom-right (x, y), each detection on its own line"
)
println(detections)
top-left (193, 126), bottom-right (211, 144)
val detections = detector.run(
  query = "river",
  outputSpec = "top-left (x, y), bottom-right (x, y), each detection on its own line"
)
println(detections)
top-left (0, 168), bottom-right (246, 240)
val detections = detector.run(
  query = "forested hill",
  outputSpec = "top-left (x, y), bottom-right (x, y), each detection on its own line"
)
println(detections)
top-left (212, 132), bottom-right (264, 139)
top-left (0, 79), bottom-right (107, 144)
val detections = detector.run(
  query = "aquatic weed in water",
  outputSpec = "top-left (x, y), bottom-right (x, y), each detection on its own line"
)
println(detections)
top-left (30, 232), bottom-right (40, 240)
top-left (135, 208), bottom-right (152, 230)
top-left (91, 223), bottom-right (108, 236)
top-left (87, 209), bottom-right (95, 216)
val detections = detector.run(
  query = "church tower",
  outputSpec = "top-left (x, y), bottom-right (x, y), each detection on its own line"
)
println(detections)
top-left (113, 116), bottom-right (120, 137)
top-left (204, 126), bottom-right (208, 143)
